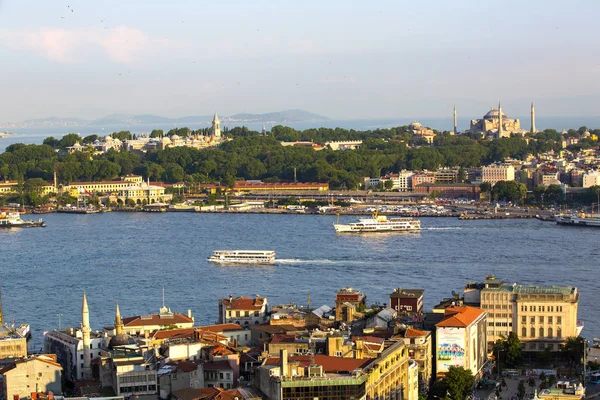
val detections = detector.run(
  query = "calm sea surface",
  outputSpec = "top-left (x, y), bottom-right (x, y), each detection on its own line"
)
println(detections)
top-left (1, 213), bottom-right (598, 348)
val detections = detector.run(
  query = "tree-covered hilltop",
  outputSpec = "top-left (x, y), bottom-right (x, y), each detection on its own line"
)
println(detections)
top-left (0, 125), bottom-right (595, 190)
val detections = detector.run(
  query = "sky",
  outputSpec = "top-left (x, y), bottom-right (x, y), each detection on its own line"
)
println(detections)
top-left (0, 0), bottom-right (599, 122)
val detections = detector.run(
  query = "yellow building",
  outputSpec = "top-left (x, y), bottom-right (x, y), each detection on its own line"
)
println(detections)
top-left (0, 330), bottom-right (27, 359)
top-left (256, 340), bottom-right (418, 400)
top-left (466, 277), bottom-right (581, 351)
top-left (0, 355), bottom-right (63, 399)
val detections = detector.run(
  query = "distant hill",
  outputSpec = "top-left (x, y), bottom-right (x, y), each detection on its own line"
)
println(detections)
top-left (2, 110), bottom-right (328, 129)
top-left (227, 109), bottom-right (329, 123)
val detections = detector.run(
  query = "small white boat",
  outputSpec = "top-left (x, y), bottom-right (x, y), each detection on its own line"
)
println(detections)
top-left (208, 250), bottom-right (276, 264)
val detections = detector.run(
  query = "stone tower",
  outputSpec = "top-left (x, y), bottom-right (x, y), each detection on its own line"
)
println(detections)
top-left (212, 112), bottom-right (221, 138)
top-left (530, 102), bottom-right (536, 133)
top-left (453, 105), bottom-right (457, 135)
top-left (81, 292), bottom-right (92, 380)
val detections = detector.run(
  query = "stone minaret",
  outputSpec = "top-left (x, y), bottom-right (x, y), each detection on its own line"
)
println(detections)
top-left (498, 102), bottom-right (503, 137)
top-left (453, 105), bottom-right (457, 135)
top-left (81, 292), bottom-right (92, 380)
top-left (530, 102), bottom-right (536, 133)
top-left (115, 301), bottom-right (124, 335)
top-left (212, 112), bottom-right (221, 138)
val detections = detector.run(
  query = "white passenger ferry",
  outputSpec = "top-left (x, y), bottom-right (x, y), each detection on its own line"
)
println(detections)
top-left (208, 250), bottom-right (276, 264)
top-left (334, 213), bottom-right (420, 233)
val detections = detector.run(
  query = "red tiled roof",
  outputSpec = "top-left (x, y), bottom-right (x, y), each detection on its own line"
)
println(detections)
top-left (404, 328), bottom-right (429, 338)
top-left (263, 355), bottom-right (373, 374)
top-left (152, 328), bottom-right (196, 340)
top-left (435, 306), bottom-right (485, 328)
top-left (313, 355), bottom-right (374, 373)
top-left (364, 343), bottom-right (383, 352)
top-left (221, 296), bottom-right (265, 311)
top-left (123, 312), bottom-right (193, 327)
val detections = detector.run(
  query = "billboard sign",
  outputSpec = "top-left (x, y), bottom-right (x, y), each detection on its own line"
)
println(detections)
top-left (437, 327), bottom-right (465, 372)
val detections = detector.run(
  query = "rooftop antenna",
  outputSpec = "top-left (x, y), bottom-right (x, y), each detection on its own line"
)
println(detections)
top-left (57, 313), bottom-right (63, 330)
top-left (162, 287), bottom-right (165, 308)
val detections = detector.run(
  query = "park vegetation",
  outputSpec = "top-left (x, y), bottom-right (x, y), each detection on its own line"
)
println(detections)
top-left (1, 125), bottom-right (599, 206)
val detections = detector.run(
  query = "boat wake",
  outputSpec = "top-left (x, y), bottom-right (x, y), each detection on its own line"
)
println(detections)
top-left (277, 259), bottom-right (388, 265)
top-left (422, 227), bottom-right (465, 230)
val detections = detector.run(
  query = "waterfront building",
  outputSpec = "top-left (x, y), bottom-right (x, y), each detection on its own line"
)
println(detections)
top-left (389, 288), bottom-right (424, 315)
top-left (43, 294), bottom-right (105, 382)
top-left (121, 305), bottom-right (194, 336)
top-left (481, 164), bottom-right (516, 186)
top-left (434, 168), bottom-right (459, 184)
top-left (0, 355), bottom-right (63, 399)
top-left (114, 180), bottom-right (172, 205)
top-left (413, 183), bottom-right (481, 199)
top-left (435, 306), bottom-right (487, 378)
top-left (218, 295), bottom-right (268, 326)
top-left (0, 327), bottom-right (27, 361)
top-left (334, 287), bottom-right (366, 322)
top-left (468, 103), bottom-right (525, 138)
top-left (464, 277), bottom-right (581, 351)
top-left (411, 172), bottom-right (436, 187)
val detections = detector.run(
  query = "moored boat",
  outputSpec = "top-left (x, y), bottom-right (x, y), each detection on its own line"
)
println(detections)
top-left (334, 212), bottom-right (421, 233)
top-left (555, 214), bottom-right (600, 227)
top-left (208, 250), bottom-right (276, 264)
top-left (0, 209), bottom-right (46, 228)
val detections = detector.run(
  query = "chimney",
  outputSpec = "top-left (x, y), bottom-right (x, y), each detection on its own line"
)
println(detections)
top-left (229, 294), bottom-right (233, 304)
top-left (187, 309), bottom-right (192, 319)
top-left (280, 349), bottom-right (288, 378)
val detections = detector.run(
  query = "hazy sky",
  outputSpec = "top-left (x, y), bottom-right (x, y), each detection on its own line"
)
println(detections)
top-left (0, 0), bottom-right (599, 121)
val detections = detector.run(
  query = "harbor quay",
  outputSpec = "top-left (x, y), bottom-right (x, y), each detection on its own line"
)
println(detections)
top-left (0, 276), bottom-right (593, 400)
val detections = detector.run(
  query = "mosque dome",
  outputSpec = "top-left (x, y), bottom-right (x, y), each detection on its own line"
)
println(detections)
top-left (171, 134), bottom-right (180, 140)
top-left (409, 121), bottom-right (422, 129)
top-left (108, 333), bottom-right (134, 349)
top-left (161, 136), bottom-right (172, 143)
top-left (484, 109), bottom-right (507, 119)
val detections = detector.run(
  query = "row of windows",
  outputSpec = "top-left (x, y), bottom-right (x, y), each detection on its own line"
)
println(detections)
top-left (487, 313), bottom-right (510, 318)
top-left (521, 327), bottom-right (561, 338)
top-left (488, 322), bottom-right (511, 327)
top-left (226, 310), bottom-right (261, 317)
top-left (119, 385), bottom-right (155, 393)
top-left (520, 305), bottom-right (563, 312)
top-left (482, 304), bottom-right (511, 310)
top-left (522, 316), bottom-right (562, 324)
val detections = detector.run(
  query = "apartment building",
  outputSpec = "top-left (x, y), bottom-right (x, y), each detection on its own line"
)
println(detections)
top-left (481, 164), bottom-right (515, 186)
top-left (464, 277), bottom-right (581, 351)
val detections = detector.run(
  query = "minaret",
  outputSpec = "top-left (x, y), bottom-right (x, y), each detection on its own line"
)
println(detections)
top-left (498, 102), bottom-right (503, 137)
top-left (115, 301), bottom-right (124, 335)
top-left (81, 292), bottom-right (92, 380)
top-left (530, 102), bottom-right (536, 133)
top-left (212, 112), bottom-right (221, 138)
top-left (453, 105), bottom-right (457, 135)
